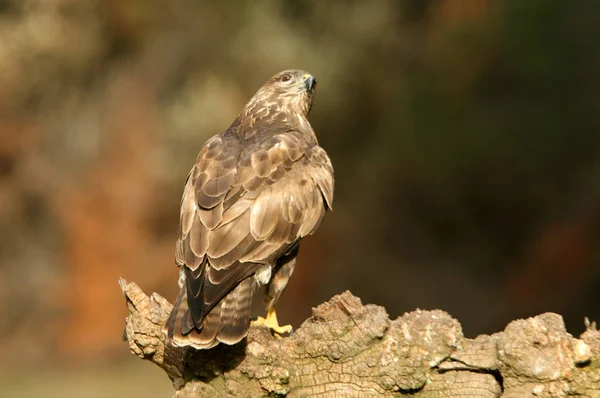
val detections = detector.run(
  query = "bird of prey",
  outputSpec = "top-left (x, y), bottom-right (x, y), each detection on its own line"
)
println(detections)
top-left (164, 69), bottom-right (334, 349)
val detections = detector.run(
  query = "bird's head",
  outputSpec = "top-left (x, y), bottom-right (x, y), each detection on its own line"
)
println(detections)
top-left (253, 69), bottom-right (317, 118)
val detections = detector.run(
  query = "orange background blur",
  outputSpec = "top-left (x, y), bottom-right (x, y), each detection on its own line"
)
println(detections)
top-left (1, 1), bottom-right (599, 396)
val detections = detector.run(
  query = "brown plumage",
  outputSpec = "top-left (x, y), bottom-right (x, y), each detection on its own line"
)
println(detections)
top-left (164, 70), bottom-right (334, 349)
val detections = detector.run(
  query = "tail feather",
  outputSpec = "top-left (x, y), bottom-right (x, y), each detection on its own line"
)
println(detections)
top-left (189, 301), bottom-right (223, 348)
top-left (164, 276), bottom-right (255, 349)
top-left (217, 278), bottom-right (254, 345)
top-left (164, 286), bottom-right (190, 337)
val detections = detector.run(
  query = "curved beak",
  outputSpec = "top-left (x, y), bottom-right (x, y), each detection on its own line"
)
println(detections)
top-left (303, 74), bottom-right (316, 91)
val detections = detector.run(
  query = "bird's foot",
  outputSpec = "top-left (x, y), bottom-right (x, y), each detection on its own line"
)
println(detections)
top-left (251, 308), bottom-right (293, 337)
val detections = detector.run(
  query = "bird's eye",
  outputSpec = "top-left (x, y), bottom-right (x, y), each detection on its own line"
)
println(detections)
top-left (280, 74), bottom-right (292, 82)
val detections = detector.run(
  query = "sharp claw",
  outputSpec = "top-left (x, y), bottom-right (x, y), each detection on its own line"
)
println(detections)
top-left (279, 324), bottom-right (293, 334)
top-left (273, 324), bottom-right (293, 336)
top-left (251, 309), bottom-right (292, 337)
top-left (251, 317), bottom-right (264, 327)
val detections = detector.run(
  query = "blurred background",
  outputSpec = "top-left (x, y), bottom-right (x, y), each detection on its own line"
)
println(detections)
top-left (1, 0), bottom-right (599, 396)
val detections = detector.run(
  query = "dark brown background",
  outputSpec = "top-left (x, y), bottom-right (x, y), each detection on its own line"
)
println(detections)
top-left (1, 0), bottom-right (599, 396)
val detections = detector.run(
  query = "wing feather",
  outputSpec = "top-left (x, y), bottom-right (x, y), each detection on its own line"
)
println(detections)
top-left (251, 149), bottom-right (277, 177)
top-left (249, 187), bottom-right (280, 240)
top-left (243, 176), bottom-right (266, 192)
top-left (311, 146), bottom-right (335, 209)
top-left (221, 198), bottom-right (251, 225)
top-left (173, 130), bottom-right (334, 344)
top-left (207, 211), bottom-right (251, 261)
top-left (180, 175), bottom-right (196, 235)
top-left (199, 201), bottom-right (223, 229)
top-left (209, 235), bottom-right (257, 270)
top-left (183, 234), bottom-right (202, 270)
top-left (267, 214), bottom-right (294, 244)
top-left (200, 172), bottom-right (235, 201)
top-left (240, 240), bottom-right (280, 262)
top-left (189, 213), bottom-right (209, 258)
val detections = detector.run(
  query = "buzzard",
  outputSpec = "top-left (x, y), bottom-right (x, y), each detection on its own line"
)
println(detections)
top-left (164, 70), bottom-right (334, 349)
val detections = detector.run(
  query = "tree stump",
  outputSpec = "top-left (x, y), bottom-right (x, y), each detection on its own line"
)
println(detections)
top-left (120, 278), bottom-right (600, 397)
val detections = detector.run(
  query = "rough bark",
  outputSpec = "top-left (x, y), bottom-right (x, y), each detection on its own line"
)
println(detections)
top-left (120, 278), bottom-right (600, 397)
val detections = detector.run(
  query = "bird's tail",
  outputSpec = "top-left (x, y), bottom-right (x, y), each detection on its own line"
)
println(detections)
top-left (163, 277), bottom-right (254, 349)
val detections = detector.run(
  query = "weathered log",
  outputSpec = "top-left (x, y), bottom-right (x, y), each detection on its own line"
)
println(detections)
top-left (119, 278), bottom-right (600, 397)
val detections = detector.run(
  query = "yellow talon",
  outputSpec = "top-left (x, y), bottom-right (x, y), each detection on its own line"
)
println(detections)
top-left (252, 308), bottom-right (293, 336)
